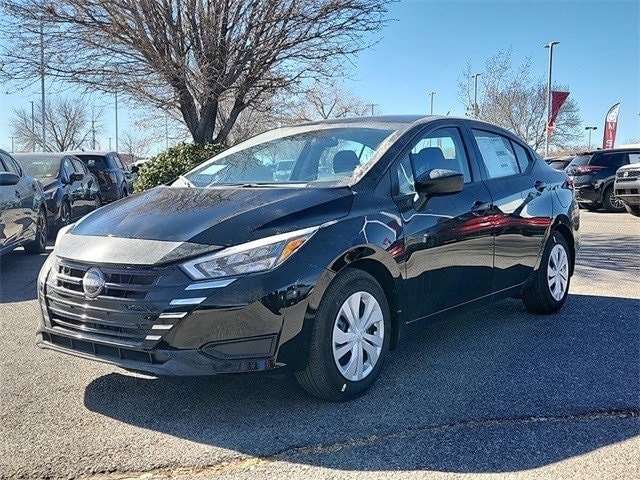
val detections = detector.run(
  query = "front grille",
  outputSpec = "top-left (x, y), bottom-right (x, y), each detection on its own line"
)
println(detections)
top-left (45, 259), bottom-right (180, 346)
top-left (42, 332), bottom-right (167, 364)
top-left (617, 170), bottom-right (640, 178)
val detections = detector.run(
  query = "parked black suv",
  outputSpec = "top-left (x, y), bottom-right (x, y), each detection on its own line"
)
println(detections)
top-left (70, 151), bottom-right (138, 203)
top-left (565, 148), bottom-right (639, 212)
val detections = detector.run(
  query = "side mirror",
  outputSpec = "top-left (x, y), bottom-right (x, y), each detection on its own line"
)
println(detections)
top-left (130, 165), bottom-right (139, 174)
top-left (415, 169), bottom-right (464, 195)
top-left (69, 172), bottom-right (84, 182)
top-left (0, 172), bottom-right (20, 186)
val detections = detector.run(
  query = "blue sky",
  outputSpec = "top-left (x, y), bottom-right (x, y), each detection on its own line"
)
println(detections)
top-left (0, 0), bottom-right (638, 153)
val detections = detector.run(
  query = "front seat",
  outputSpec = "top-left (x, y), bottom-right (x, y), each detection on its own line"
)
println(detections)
top-left (332, 150), bottom-right (360, 175)
top-left (410, 147), bottom-right (452, 177)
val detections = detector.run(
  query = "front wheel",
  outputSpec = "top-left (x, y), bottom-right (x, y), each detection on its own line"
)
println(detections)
top-left (522, 233), bottom-right (571, 314)
top-left (295, 269), bottom-right (391, 401)
top-left (24, 208), bottom-right (47, 254)
top-left (624, 204), bottom-right (640, 217)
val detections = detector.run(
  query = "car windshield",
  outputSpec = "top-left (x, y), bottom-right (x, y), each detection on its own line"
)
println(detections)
top-left (180, 126), bottom-right (396, 188)
top-left (15, 155), bottom-right (60, 178)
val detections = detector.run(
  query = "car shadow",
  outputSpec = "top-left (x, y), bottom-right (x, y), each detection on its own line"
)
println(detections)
top-left (0, 243), bottom-right (54, 303)
top-left (83, 293), bottom-right (640, 473)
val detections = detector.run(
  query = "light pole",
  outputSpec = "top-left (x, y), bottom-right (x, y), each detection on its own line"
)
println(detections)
top-left (471, 73), bottom-right (481, 117)
top-left (543, 41), bottom-right (560, 157)
top-left (108, 137), bottom-right (112, 150)
top-left (40, 22), bottom-right (47, 152)
top-left (585, 126), bottom-right (597, 150)
top-left (29, 101), bottom-right (35, 151)
top-left (428, 91), bottom-right (435, 115)
top-left (11, 136), bottom-right (14, 153)
top-left (114, 90), bottom-right (119, 152)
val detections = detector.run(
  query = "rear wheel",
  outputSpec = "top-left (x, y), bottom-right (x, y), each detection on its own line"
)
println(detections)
top-left (603, 186), bottom-right (625, 213)
top-left (624, 204), bottom-right (640, 217)
top-left (522, 233), bottom-right (571, 314)
top-left (24, 208), bottom-right (47, 254)
top-left (294, 269), bottom-right (391, 401)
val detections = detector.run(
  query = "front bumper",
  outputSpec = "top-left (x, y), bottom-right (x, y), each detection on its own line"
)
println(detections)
top-left (614, 178), bottom-right (640, 206)
top-left (573, 181), bottom-right (601, 204)
top-left (36, 255), bottom-right (331, 375)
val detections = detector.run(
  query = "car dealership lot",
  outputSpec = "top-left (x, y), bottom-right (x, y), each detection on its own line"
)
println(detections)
top-left (0, 211), bottom-right (638, 480)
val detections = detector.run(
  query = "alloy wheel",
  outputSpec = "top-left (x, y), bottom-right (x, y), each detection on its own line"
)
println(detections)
top-left (610, 195), bottom-right (624, 210)
top-left (37, 211), bottom-right (47, 249)
top-left (332, 291), bottom-right (385, 381)
top-left (61, 202), bottom-right (71, 226)
top-left (547, 244), bottom-right (569, 301)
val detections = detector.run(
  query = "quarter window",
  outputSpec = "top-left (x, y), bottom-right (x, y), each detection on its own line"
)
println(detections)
top-left (472, 130), bottom-right (520, 179)
top-left (511, 141), bottom-right (531, 172)
top-left (62, 159), bottom-right (76, 180)
top-left (2, 154), bottom-right (22, 176)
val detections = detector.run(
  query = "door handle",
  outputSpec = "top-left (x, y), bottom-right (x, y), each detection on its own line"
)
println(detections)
top-left (471, 200), bottom-right (491, 216)
top-left (534, 180), bottom-right (547, 192)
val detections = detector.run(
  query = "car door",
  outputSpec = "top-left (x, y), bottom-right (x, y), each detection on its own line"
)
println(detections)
top-left (61, 157), bottom-right (83, 220)
top-left (467, 127), bottom-right (552, 293)
top-left (0, 155), bottom-right (18, 247)
top-left (394, 122), bottom-right (495, 322)
top-left (70, 157), bottom-right (94, 216)
top-left (0, 152), bottom-right (38, 244)
top-left (113, 153), bottom-right (133, 193)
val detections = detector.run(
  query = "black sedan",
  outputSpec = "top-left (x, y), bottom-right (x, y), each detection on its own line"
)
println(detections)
top-left (14, 153), bottom-right (101, 233)
top-left (0, 149), bottom-right (48, 255)
top-left (36, 116), bottom-right (579, 401)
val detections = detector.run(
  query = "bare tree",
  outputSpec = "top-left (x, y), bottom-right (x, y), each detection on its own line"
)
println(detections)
top-left (10, 97), bottom-right (100, 152)
top-left (119, 131), bottom-right (154, 161)
top-left (290, 80), bottom-right (372, 122)
top-left (458, 50), bottom-right (582, 151)
top-left (1, 0), bottom-right (392, 146)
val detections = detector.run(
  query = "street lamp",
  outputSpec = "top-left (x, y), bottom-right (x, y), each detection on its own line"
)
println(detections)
top-left (471, 73), bottom-right (481, 117)
top-left (428, 91), bottom-right (436, 115)
top-left (543, 41), bottom-right (560, 157)
top-left (585, 126), bottom-right (597, 150)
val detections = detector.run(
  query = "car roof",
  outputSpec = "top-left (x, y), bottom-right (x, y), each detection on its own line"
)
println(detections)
top-left (581, 147), bottom-right (640, 155)
top-left (12, 152), bottom-right (69, 161)
top-left (65, 150), bottom-right (114, 156)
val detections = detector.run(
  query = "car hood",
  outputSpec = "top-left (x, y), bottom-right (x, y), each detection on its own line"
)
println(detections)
top-left (70, 185), bottom-right (354, 247)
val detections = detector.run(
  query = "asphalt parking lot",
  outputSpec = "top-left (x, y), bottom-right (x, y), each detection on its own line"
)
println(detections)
top-left (0, 211), bottom-right (638, 480)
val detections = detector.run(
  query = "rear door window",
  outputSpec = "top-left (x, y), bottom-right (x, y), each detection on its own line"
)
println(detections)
top-left (62, 158), bottom-right (76, 180)
top-left (71, 158), bottom-right (88, 174)
top-left (591, 153), bottom-right (627, 168)
top-left (2, 154), bottom-right (22, 176)
top-left (472, 129), bottom-right (520, 179)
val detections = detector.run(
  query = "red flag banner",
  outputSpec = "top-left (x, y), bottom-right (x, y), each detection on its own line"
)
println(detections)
top-left (547, 91), bottom-right (570, 136)
top-left (603, 102), bottom-right (621, 149)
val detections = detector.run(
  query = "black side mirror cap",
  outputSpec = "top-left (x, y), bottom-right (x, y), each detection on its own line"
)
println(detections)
top-left (415, 169), bottom-right (464, 195)
top-left (70, 172), bottom-right (84, 182)
top-left (130, 165), bottom-right (139, 173)
top-left (0, 172), bottom-right (20, 186)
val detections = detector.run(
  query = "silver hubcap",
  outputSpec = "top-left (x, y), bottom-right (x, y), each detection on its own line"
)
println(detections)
top-left (547, 244), bottom-right (569, 301)
top-left (332, 291), bottom-right (384, 382)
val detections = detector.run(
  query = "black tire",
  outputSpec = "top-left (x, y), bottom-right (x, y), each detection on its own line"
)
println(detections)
top-left (522, 232), bottom-right (571, 314)
top-left (57, 199), bottom-right (72, 231)
top-left (624, 204), bottom-right (640, 217)
top-left (24, 208), bottom-right (48, 254)
top-left (602, 186), bottom-right (625, 213)
top-left (294, 269), bottom-right (391, 401)
top-left (579, 203), bottom-right (599, 211)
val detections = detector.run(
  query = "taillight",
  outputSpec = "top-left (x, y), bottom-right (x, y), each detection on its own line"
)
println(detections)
top-left (574, 165), bottom-right (605, 174)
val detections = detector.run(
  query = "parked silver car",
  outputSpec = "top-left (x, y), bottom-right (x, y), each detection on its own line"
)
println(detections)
top-left (614, 155), bottom-right (640, 217)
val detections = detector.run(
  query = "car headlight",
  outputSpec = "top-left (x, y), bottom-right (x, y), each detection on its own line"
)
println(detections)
top-left (181, 226), bottom-right (319, 280)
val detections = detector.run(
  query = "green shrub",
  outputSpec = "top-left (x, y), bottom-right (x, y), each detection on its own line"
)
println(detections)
top-left (134, 142), bottom-right (225, 192)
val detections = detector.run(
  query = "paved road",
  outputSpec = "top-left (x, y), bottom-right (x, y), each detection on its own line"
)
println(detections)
top-left (0, 211), bottom-right (638, 480)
